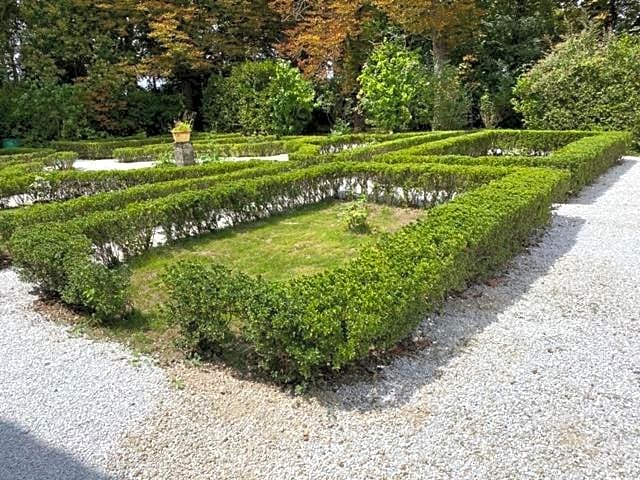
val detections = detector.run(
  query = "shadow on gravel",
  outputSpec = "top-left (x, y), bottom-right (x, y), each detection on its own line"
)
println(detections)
top-left (567, 157), bottom-right (637, 206)
top-left (0, 420), bottom-right (112, 480)
top-left (315, 214), bottom-right (587, 413)
top-left (315, 157), bottom-right (636, 413)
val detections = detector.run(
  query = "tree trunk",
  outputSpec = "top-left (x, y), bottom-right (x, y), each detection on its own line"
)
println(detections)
top-left (432, 32), bottom-right (449, 74)
top-left (182, 78), bottom-right (195, 113)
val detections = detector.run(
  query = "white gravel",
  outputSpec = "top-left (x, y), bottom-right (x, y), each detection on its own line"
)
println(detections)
top-left (72, 154), bottom-right (289, 172)
top-left (110, 157), bottom-right (640, 479)
top-left (0, 270), bottom-right (170, 480)
top-left (73, 159), bottom-right (156, 171)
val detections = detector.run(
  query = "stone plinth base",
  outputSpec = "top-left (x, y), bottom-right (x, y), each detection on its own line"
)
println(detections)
top-left (174, 142), bottom-right (195, 166)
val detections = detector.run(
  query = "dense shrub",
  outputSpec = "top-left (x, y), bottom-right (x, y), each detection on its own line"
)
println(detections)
top-left (202, 60), bottom-right (315, 135)
top-left (202, 75), bottom-right (238, 133)
top-left (513, 31), bottom-right (640, 147)
top-left (432, 66), bottom-right (472, 130)
top-left (3, 81), bottom-right (93, 143)
top-left (61, 258), bottom-right (129, 322)
top-left (10, 225), bottom-right (92, 293)
top-left (358, 41), bottom-right (432, 132)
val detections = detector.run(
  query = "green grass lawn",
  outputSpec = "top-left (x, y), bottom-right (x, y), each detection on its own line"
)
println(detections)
top-left (128, 200), bottom-right (426, 316)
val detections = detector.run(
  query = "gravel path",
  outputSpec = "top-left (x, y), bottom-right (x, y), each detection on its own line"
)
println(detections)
top-left (72, 154), bottom-right (289, 172)
top-left (110, 157), bottom-right (640, 479)
top-left (0, 271), bottom-right (170, 480)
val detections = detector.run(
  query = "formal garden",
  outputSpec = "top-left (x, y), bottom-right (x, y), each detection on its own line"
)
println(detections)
top-left (0, 127), bottom-right (630, 382)
top-left (1, 2), bottom-right (640, 478)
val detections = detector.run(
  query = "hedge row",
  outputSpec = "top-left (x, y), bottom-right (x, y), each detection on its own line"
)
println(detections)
top-left (0, 147), bottom-right (49, 157)
top-left (112, 133), bottom-right (443, 163)
top-left (0, 149), bottom-right (56, 164)
top-left (0, 159), bottom-right (273, 204)
top-left (50, 132), bottom-right (257, 159)
top-left (9, 161), bottom-right (509, 320)
top-left (0, 162), bottom-right (292, 243)
top-left (113, 139), bottom-right (307, 162)
top-left (398, 130), bottom-right (596, 157)
top-left (162, 166), bottom-right (570, 381)
top-left (51, 136), bottom-right (171, 159)
top-left (289, 131), bottom-right (465, 164)
top-left (379, 131), bottom-right (630, 191)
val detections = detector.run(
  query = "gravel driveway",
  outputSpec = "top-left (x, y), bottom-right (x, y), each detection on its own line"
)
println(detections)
top-left (0, 272), bottom-right (170, 480)
top-left (110, 157), bottom-right (640, 479)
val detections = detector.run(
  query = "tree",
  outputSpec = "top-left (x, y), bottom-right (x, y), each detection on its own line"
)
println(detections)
top-left (204, 60), bottom-right (314, 135)
top-left (460, 0), bottom-right (563, 127)
top-left (358, 41), bottom-right (431, 131)
top-left (578, 0), bottom-right (640, 32)
top-left (137, 0), bottom-right (281, 112)
top-left (269, 0), bottom-right (387, 129)
top-left (513, 30), bottom-right (640, 146)
top-left (373, 0), bottom-right (482, 72)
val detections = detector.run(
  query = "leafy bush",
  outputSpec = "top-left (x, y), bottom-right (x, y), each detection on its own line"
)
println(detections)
top-left (202, 75), bottom-right (238, 133)
top-left (513, 30), bottom-right (640, 147)
top-left (358, 41), bottom-right (432, 132)
top-left (10, 225), bottom-right (91, 293)
top-left (203, 60), bottom-right (314, 135)
top-left (163, 262), bottom-right (252, 352)
top-left (61, 258), bottom-right (129, 322)
top-left (432, 65), bottom-right (472, 130)
top-left (339, 196), bottom-right (370, 232)
top-left (4, 81), bottom-right (93, 143)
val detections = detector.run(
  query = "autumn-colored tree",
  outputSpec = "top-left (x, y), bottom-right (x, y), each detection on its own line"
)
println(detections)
top-left (270, 0), bottom-right (387, 128)
top-left (270, 0), bottom-right (372, 77)
top-left (373, 0), bottom-right (482, 71)
top-left (135, 0), bottom-right (280, 110)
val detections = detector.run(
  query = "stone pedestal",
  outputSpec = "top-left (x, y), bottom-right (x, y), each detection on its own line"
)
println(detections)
top-left (174, 142), bottom-right (195, 166)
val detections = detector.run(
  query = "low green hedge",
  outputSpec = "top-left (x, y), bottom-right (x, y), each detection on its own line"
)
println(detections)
top-left (10, 161), bottom-right (508, 317)
top-left (289, 131), bottom-right (465, 164)
top-left (113, 138), bottom-right (313, 162)
top-left (0, 147), bottom-right (46, 156)
top-left (0, 149), bottom-right (55, 164)
top-left (0, 162), bottom-right (292, 243)
top-left (66, 162), bottom-right (508, 264)
top-left (400, 130), bottom-right (596, 157)
top-left (0, 159), bottom-right (274, 203)
top-left (379, 131), bottom-right (630, 192)
top-left (51, 136), bottom-right (169, 159)
top-left (163, 166), bottom-right (570, 382)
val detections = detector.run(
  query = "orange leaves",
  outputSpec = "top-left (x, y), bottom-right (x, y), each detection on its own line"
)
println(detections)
top-left (373, 0), bottom-right (480, 36)
top-left (270, 0), bottom-right (371, 78)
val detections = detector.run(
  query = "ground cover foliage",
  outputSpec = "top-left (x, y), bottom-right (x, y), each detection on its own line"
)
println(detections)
top-left (3, 130), bottom-right (630, 383)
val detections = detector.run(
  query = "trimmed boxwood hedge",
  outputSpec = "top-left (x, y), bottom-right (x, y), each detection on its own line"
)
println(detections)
top-left (112, 132), bottom-right (462, 163)
top-left (379, 131), bottom-right (630, 191)
top-left (0, 159), bottom-right (277, 204)
top-left (163, 166), bottom-right (570, 381)
top-left (5, 129), bottom-right (628, 379)
top-left (0, 162), bottom-right (292, 243)
top-left (9, 161), bottom-right (508, 313)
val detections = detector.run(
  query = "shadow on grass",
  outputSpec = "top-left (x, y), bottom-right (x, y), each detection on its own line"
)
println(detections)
top-left (0, 420), bottom-right (111, 480)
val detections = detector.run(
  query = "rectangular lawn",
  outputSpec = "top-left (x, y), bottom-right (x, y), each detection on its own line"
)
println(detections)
top-left (129, 200), bottom-right (426, 315)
